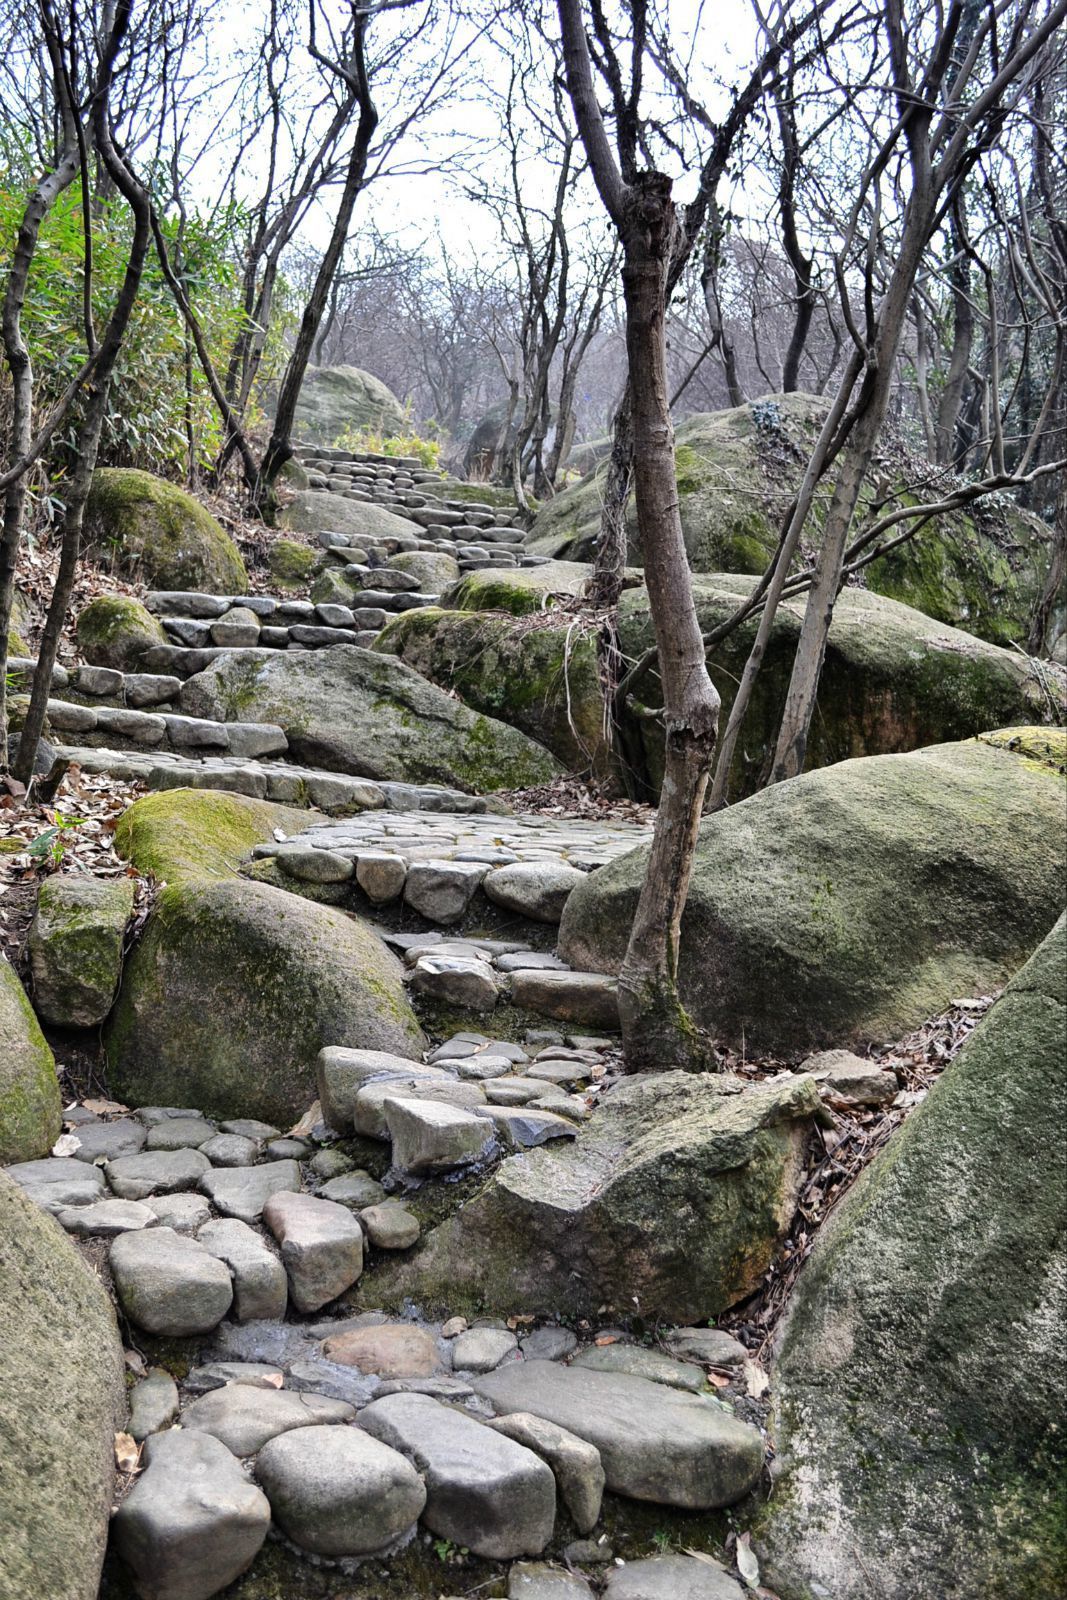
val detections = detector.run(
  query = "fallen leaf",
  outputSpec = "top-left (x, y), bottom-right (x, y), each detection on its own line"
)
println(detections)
top-left (114, 1432), bottom-right (140, 1473)
top-left (737, 1531), bottom-right (760, 1588)
top-left (51, 1132), bottom-right (81, 1157)
top-left (683, 1549), bottom-right (724, 1567)
top-left (743, 1359), bottom-right (770, 1398)
top-left (123, 1349), bottom-right (147, 1376)
top-left (595, 1335), bottom-right (619, 1346)
top-left (287, 1101), bottom-right (321, 1139)
top-left (83, 1098), bottom-right (128, 1116)
top-left (706, 1370), bottom-right (731, 1388)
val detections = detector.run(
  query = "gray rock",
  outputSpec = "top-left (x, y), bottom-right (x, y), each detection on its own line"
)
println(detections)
top-left (219, 1118), bottom-right (280, 1141)
top-left (320, 1169), bottom-right (387, 1209)
top-left (526, 1059), bottom-right (590, 1087)
top-left (111, 1429), bottom-right (270, 1600)
top-left (521, 1327), bottom-right (578, 1362)
top-left (5, 1156), bottom-right (106, 1212)
top-left (489, 1412), bottom-right (605, 1534)
top-left (144, 1115), bottom-right (217, 1150)
top-left (262, 1189), bottom-right (364, 1312)
top-left (509, 1562), bottom-right (596, 1598)
top-left (110, 1227), bottom-right (233, 1335)
top-left (285, 1358), bottom-right (382, 1407)
top-left (359, 1391), bottom-right (556, 1559)
top-left (452, 1327), bottom-right (519, 1373)
top-left (66, 1117), bottom-right (147, 1163)
top-left (361, 1200), bottom-right (420, 1249)
top-left (124, 673), bottom-right (183, 708)
top-left (278, 846), bottom-right (354, 884)
top-left (56, 1197), bottom-right (156, 1237)
top-left (475, 1361), bottom-right (763, 1509)
top-left (307, 1146), bottom-right (356, 1179)
top-left (315, 1044), bottom-right (434, 1131)
top-left (198, 1132), bottom-right (260, 1167)
top-left (410, 954), bottom-right (500, 1011)
top-left (225, 721), bottom-right (287, 759)
top-left (455, 1054), bottom-right (515, 1080)
top-left (146, 591), bottom-right (230, 619)
top-left (255, 1424), bottom-right (426, 1556)
top-left (128, 1369), bottom-right (180, 1441)
top-left (352, 1076), bottom-right (485, 1140)
top-left (801, 1047), bottom-right (899, 1105)
top-left (508, 970), bottom-right (620, 1029)
top-left (180, 1384), bottom-right (354, 1456)
top-left (355, 850), bottom-right (408, 903)
top-left (484, 862), bottom-right (586, 924)
top-left (265, 1137), bottom-right (310, 1160)
top-left (106, 1148), bottom-right (211, 1200)
top-left (183, 1362), bottom-right (285, 1394)
top-left (384, 1096), bottom-right (495, 1175)
top-left (497, 951), bottom-right (570, 972)
top-left (210, 606), bottom-right (261, 648)
top-left (404, 860), bottom-right (487, 923)
top-left (198, 1217), bottom-right (288, 1321)
top-left (661, 1328), bottom-right (748, 1368)
top-left (571, 1344), bottom-right (708, 1393)
top-left (474, 1104), bottom-right (579, 1149)
top-left (602, 1555), bottom-right (745, 1599)
top-left (198, 1159), bottom-right (302, 1224)
top-left (27, 875), bottom-right (134, 1028)
top-left (141, 1192), bottom-right (213, 1232)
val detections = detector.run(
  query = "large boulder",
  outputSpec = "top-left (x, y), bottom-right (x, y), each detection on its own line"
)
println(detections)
top-left (180, 645), bottom-right (562, 792)
top-left (754, 914), bottom-right (1067, 1600)
top-left (442, 559), bottom-right (642, 617)
top-left (370, 1072), bottom-right (822, 1322)
top-left (86, 467), bottom-right (248, 593)
top-left (287, 363), bottom-right (406, 443)
top-left (106, 877), bottom-right (425, 1125)
top-left (374, 608), bottom-right (611, 779)
top-left (618, 575), bottom-right (1065, 798)
top-left (530, 395), bottom-right (1054, 646)
top-left (76, 594), bottom-right (167, 671)
top-left (0, 952), bottom-right (61, 1164)
top-left (114, 786), bottom-right (309, 886)
top-left (559, 732), bottom-right (1067, 1058)
top-left (279, 490), bottom-right (419, 544)
top-left (0, 1169), bottom-right (125, 1600)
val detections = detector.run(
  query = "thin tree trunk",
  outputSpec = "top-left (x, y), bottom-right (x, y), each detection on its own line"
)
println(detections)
top-left (615, 174), bottom-right (721, 1068)
top-left (1027, 477), bottom-right (1066, 656)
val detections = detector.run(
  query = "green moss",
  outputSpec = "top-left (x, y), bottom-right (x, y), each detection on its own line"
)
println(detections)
top-left (114, 788), bottom-right (307, 885)
top-left (977, 725), bottom-right (1067, 772)
top-left (76, 594), bottom-right (167, 671)
top-left (0, 955), bottom-right (61, 1163)
top-left (445, 573), bottom-right (548, 616)
top-left (268, 537), bottom-right (317, 587)
top-left (86, 467), bottom-right (248, 594)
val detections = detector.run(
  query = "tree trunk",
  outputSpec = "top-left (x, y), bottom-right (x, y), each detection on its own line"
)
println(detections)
top-left (1027, 477), bottom-right (1066, 656)
top-left (615, 173), bottom-right (721, 1070)
top-left (587, 385), bottom-right (633, 608)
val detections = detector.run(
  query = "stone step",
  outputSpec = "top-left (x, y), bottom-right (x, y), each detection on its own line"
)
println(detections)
top-left (41, 699), bottom-right (287, 758)
top-left (54, 744), bottom-right (491, 815)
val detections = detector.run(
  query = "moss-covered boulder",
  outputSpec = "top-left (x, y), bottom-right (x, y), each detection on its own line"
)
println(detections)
top-left (106, 878), bottom-right (426, 1125)
top-left (371, 1072), bottom-right (822, 1322)
top-left (755, 914), bottom-right (1067, 1600)
top-left (619, 575), bottom-right (1066, 798)
top-left (114, 787), bottom-right (310, 885)
top-left (0, 954), bottom-right (61, 1164)
top-left (443, 560), bottom-right (642, 617)
top-left (390, 549), bottom-right (461, 592)
top-left (531, 395), bottom-right (1054, 646)
top-left (7, 587), bottom-right (31, 655)
top-left (288, 364), bottom-right (406, 443)
top-left (86, 468), bottom-right (247, 594)
top-left (266, 537), bottom-right (318, 589)
top-left (279, 490), bottom-right (419, 544)
top-left (76, 593), bottom-right (167, 671)
top-left (179, 645), bottom-right (562, 793)
top-left (0, 1170), bottom-right (125, 1600)
top-left (374, 608), bottom-right (611, 778)
top-left (559, 733), bottom-right (1067, 1057)
top-left (28, 876), bottom-right (135, 1028)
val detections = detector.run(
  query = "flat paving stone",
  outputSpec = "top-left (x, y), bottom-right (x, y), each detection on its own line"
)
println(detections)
top-left (410, 954), bottom-right (500, 1011)
top-left (322, 1323), bottom-right (441, 1379)
top-left (144, 1116), bottom-right (217, 1151)
top-left (255, 1424), bottom-right (426, 1557)
top-left (521, 1327), bottom-right (579, 1362)
top-left (484, 861), bottom-right (587, 923)
top-left (351, 1077), bottom-right (484, 1140)
top-left (56, 1198), bottom-right (156, 1237)
top-left (474, 1360), bottom-right (763, 1510)
top-left (509, 1562), bottom-right (596, 1598)
top-left (319, 1170), bottom-right (387, 1209)
top-left (110, 1227), bottom-right (233, 1336)
top-left (359, 1391), bottom-right (556, 1560)
top-left (67, 1118), bottom-right (147, 1163)
top-left (128, 1369), bottom-right (180, 1441)
top-left (142, 1191), bottom-right (213, 1232)
top-left (661, 1328), bottom-right (749, 1368)
top-left (262, 1189), bottom-right (364, 1312)
top-left (180, 1384), bottom-right (354, 1456)
top-left (111, 1429), bottom-right (270, 1600)
top-left (602, 1554), bottom-right (745, 1599)
top-left (198, 1132), bottom-right (261, 1167)
top-left (198, 1217), bottom-right (289, 1321)
top-left (5, 1156), bottom-right (106, 1212)
top-left (385, 1096), bottom-right (495, 1174)
top-left (509, 970), bottom-right (620, 1029)
top-left (452, 1327), bottom-right (519, 1373)
top-left (571, 1344), bottom-right (709, 1393)
top-left (105, 1148), bottom-right (212, 1200)
top-left (198, 1159), bottom-right (302, 1224)
top-left (474, 1105), bottom-right (579, 1149)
